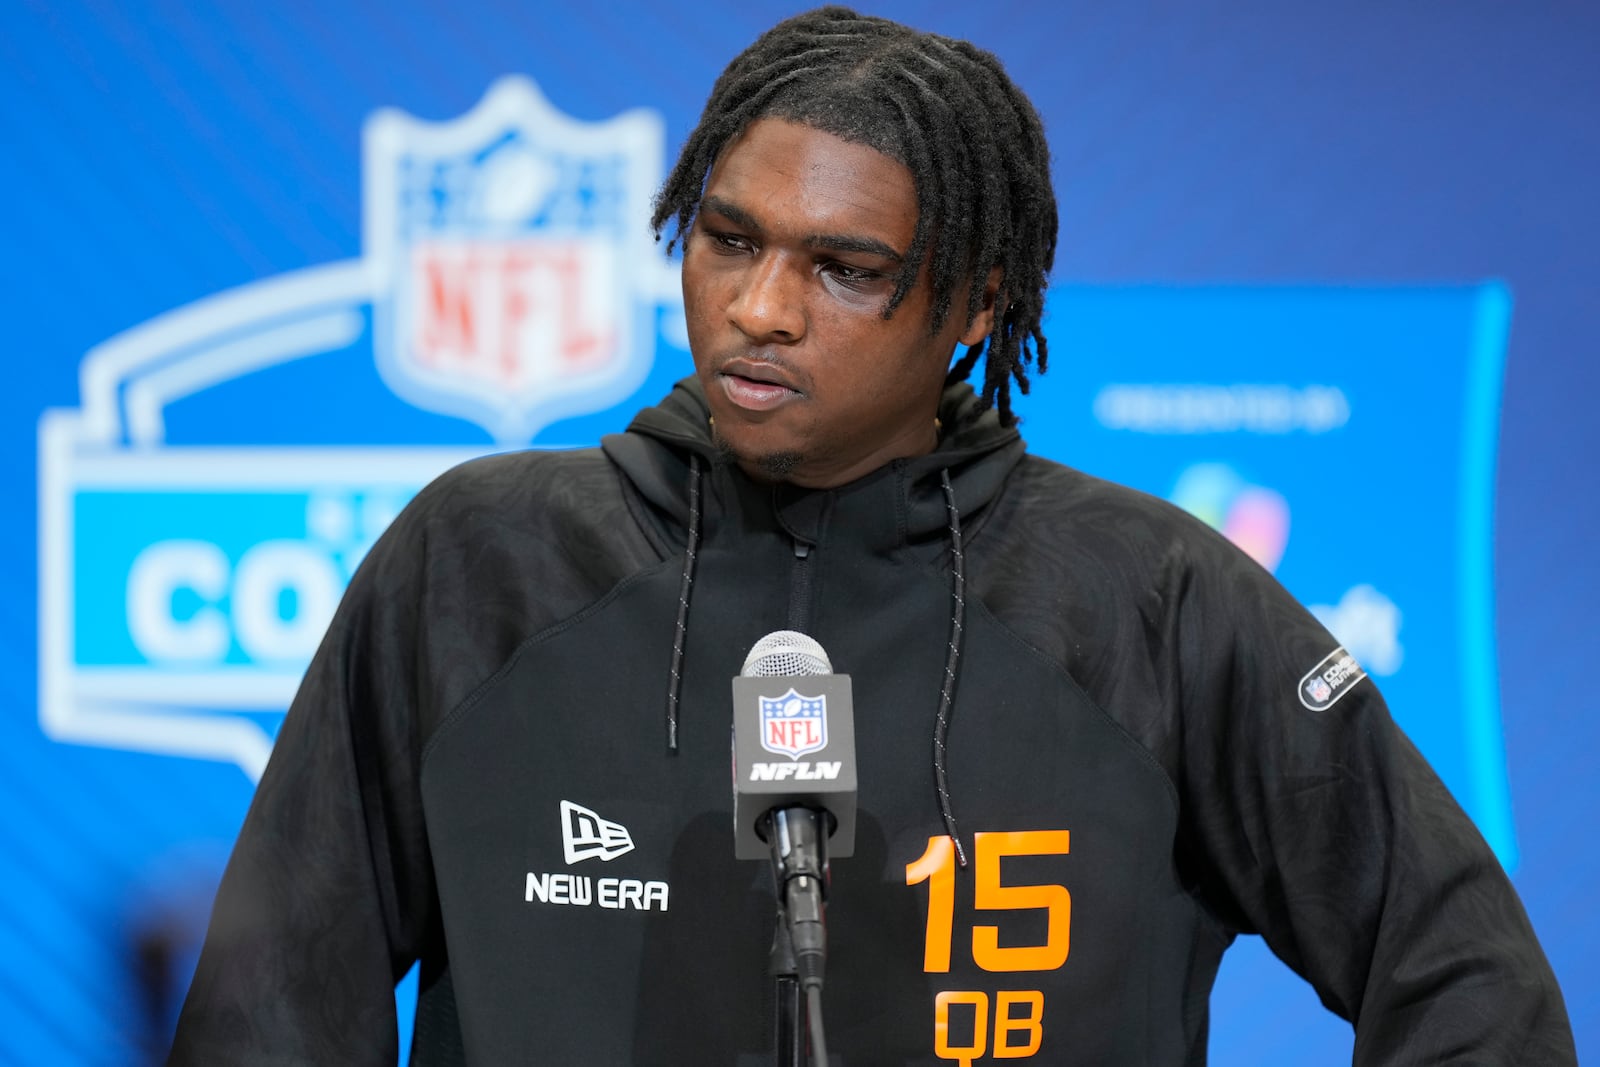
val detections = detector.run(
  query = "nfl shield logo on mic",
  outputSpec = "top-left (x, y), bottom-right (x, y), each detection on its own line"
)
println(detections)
top-left (758, 689), bottom-right (829, 759)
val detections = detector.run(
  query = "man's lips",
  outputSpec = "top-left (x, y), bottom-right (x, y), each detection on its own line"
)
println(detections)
top-left (715, 361), bottom-right (804, 413)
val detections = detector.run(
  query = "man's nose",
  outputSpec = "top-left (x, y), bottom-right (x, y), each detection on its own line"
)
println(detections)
top-left (727, 253), bottom-right (805, 343)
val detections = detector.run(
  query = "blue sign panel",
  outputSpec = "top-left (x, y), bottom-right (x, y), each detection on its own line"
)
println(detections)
top-left (1025, 285), bottom-right (1515, 863)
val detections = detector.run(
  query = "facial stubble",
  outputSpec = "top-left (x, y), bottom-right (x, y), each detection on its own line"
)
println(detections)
top-left (710, 423), bottom-right (803, 482)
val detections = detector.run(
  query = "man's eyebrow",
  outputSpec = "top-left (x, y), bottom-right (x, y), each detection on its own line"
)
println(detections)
top-left (699, 195), bottom-right (904, 264)
top-left (803, 232), bottom-right (903, 264)
top-left (699, 196), bottom-right (763, 234)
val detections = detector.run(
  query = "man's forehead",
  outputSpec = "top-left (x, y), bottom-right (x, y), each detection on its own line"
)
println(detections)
top-left (699, 119), bottom-right (919, 251)
top-left (701, 194), bottom-right (907, 265)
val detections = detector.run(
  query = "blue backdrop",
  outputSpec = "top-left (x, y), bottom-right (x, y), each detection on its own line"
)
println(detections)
top-left (2, 3), bottom-right (1596, 1062)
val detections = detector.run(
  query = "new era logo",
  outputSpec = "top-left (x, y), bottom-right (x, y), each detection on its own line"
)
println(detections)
top-left (560, 799), bottom-right (634, 864)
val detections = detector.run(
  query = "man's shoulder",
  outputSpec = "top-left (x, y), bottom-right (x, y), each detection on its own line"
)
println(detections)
top-left (373, 446), bottom-right (638, 564)
top-left (996, 452), bottom-right (1257, 580)
top-left (1008, 453), bottom-right (1196, 530)
top-left (413, 445), bottom-right (621, 517)
top-left (361, 444), bottom-right (654, 609)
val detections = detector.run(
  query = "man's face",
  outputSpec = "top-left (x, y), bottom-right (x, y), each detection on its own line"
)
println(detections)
top-left (681, 118), bottom-right (995, 488)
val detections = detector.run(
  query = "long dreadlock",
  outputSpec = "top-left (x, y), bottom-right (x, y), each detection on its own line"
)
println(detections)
top-left (650, 6), bottom-right (1058, 426)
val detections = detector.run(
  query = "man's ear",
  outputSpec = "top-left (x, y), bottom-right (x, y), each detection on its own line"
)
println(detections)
top-left (958, 267), bottom-right (1005, 346)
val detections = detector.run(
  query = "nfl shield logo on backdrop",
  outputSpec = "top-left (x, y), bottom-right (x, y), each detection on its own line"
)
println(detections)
top-left (364, 76), bottom-right (664, 443)
top-left (759, 689), bottom-right (829, 759)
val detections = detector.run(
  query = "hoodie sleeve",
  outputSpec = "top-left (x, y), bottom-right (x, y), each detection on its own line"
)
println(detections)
top-left (167, 491), bottom-right (438, 1066)
top-left (1171, 529), bottom-right (1575, 1064)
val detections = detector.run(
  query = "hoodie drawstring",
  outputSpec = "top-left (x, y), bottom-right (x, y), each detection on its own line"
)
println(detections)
top-left (934, 468), bottom-right (969, 868)
top-left (662, 456), bottom-right (970, 868)
top-left (665, 454), bottom-right (703, 754)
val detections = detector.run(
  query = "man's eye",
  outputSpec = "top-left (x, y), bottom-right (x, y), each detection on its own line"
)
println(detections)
top-left (823, 262), bottom-right (881, 285)
top-left (707, 230), bottom-right (752, 253)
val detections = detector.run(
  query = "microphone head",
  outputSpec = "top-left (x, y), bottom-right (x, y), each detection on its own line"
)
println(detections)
top-left (741, 630), bottom-right (833, 677)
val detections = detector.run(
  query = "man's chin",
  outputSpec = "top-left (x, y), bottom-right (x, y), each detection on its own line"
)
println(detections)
top-left (710, 425), bottom-right (803, 483)
top-left (754, 451), bottom-right (802, 480)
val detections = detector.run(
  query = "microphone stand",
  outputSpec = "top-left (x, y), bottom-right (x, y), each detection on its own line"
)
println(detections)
top-left (764, 808), bottom-right (830, 1067)
top-left (768, 899), bottom-right (805, 1067)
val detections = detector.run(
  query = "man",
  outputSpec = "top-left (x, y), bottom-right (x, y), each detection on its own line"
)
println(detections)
top-left (170, 8), bottom-right (1574, 1064)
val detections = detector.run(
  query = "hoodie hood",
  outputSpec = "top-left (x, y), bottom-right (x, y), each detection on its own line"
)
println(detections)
top-left (602, 374), bottom-right (1026, 550)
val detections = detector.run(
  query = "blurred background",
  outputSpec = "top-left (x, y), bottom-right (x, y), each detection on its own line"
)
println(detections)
top-left (2, 1), bottom-right (1595, 1062)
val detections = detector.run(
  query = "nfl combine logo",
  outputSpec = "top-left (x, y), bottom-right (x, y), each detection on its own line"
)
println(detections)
top-left (36, 75), bottom-right (673, 782)
top-left (759, 690), bottom-right (829, 759)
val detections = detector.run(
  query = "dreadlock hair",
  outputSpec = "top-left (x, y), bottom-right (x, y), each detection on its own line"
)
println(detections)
top-left (650, 6), bottom-right (1058, 426)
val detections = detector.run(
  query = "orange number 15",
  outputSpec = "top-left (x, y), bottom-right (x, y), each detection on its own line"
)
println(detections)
top-left (905, 831), bottom-right (1072, 973)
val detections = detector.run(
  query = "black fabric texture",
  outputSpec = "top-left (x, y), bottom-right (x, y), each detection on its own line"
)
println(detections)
top-left (168, 376), bottom-right (1575, 1065)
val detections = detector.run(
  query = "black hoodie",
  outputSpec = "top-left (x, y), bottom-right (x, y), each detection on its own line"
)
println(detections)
top-left (170, 378), bottom-right (1574, 1065)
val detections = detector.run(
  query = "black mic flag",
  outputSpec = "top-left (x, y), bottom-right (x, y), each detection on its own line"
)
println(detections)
top-left (731, 630), bottom-right (858, 860)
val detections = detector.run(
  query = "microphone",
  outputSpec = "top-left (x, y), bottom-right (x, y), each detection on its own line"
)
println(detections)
top-left (731, 630), bottom-right (857, 862)
top-left (731, 629), bottom-right (857, 1035)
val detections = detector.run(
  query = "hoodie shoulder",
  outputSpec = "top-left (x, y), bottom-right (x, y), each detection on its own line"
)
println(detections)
top-left (392, 446), bottom-right (661, 647)
top-left (411, 447), bottom-right (629, 532)
top-left (994, 453), bottom-right (1245, 579)
top-left (972, 453), bottom-right (1280, 693)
